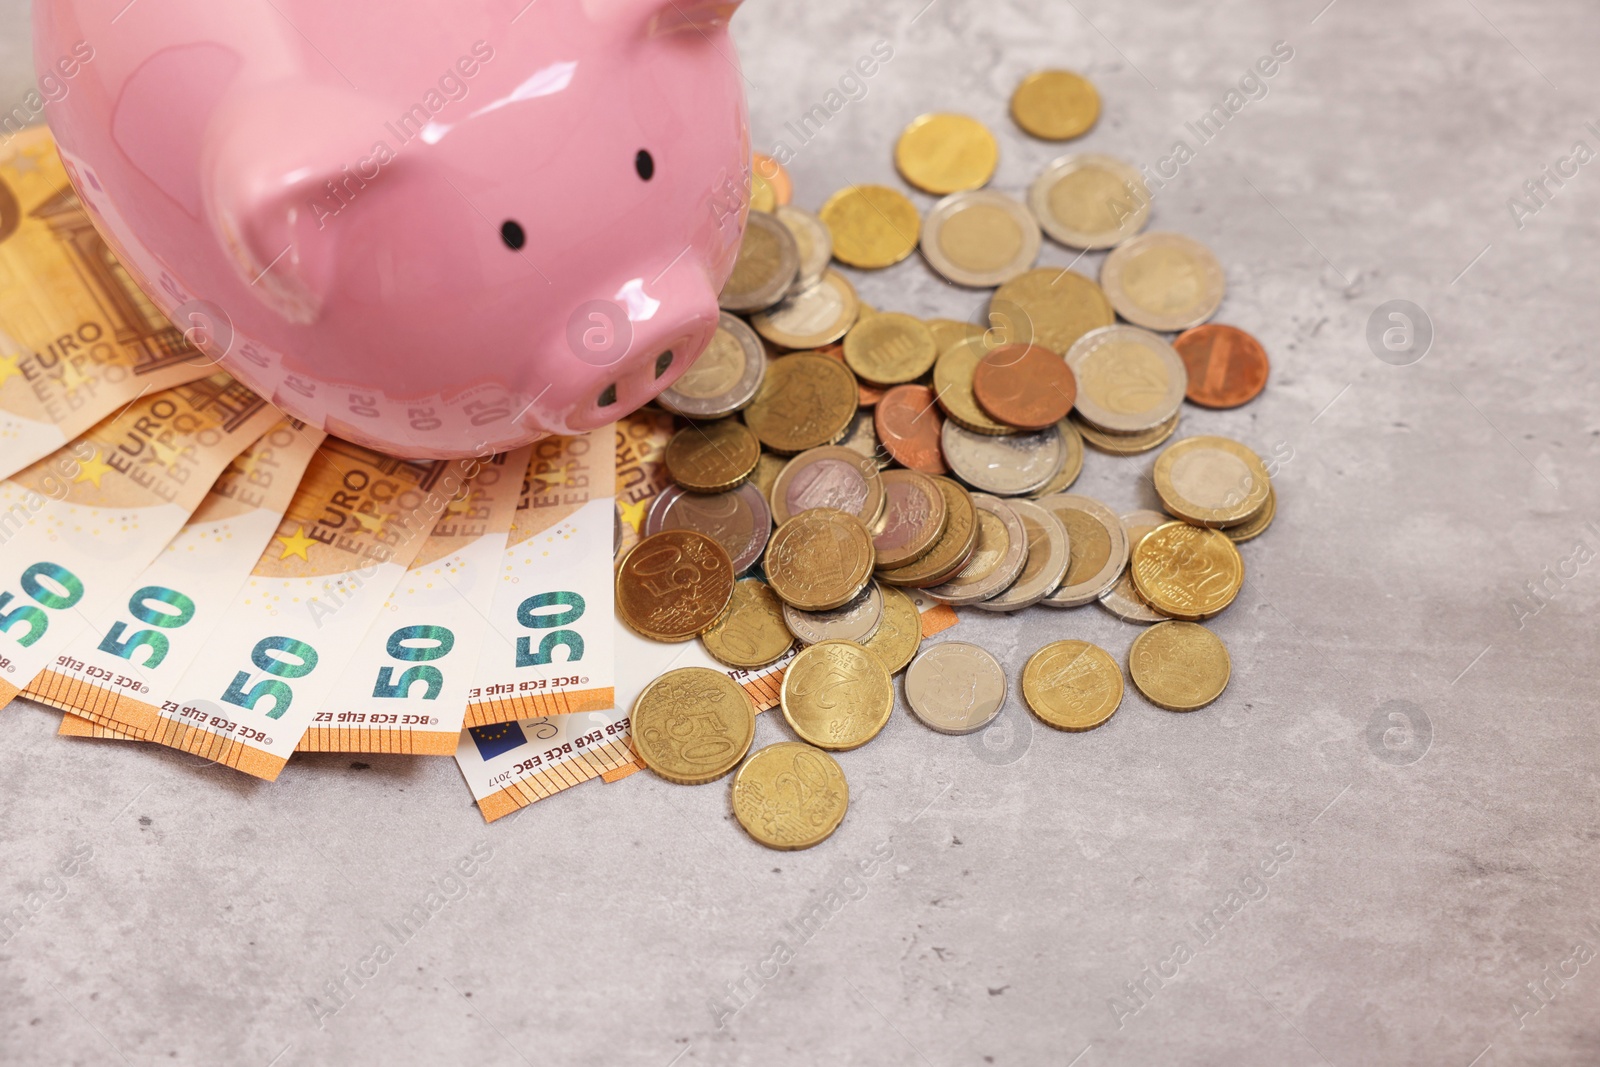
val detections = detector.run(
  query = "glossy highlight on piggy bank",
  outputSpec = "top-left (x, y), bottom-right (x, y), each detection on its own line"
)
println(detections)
top-left (34, 0), bottom-right (751, 457)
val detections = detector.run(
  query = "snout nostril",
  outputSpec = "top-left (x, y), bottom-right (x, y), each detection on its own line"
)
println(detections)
top-left (597, 383), bottom-right (618, 408)
top-left (654, 351), bottom-right (673, 379)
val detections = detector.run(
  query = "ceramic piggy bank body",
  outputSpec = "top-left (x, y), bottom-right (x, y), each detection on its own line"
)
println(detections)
top-left (34, 0), bottom-right (749, 456)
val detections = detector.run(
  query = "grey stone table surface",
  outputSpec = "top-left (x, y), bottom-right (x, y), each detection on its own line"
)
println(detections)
top-left (3, 1), bottom-right (1599, 1065)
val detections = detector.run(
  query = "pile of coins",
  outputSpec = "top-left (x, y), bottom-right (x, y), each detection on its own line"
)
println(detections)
top-left (615, 69), bottom-right (1277, 850)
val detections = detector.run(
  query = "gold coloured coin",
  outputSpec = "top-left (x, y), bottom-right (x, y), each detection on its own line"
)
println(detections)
top-left (749, 170), bottom-right (777, 213)
top-left (741, 352), bottom-right (859, 455)
top-left (872, 469), bottom-right (948, 569)
top-left (933, 336), bottom-right (1014, 436)
top-left (1021, 640), bottom-right (1124, 731)
top-left (632, 667), bottom-right (755, 784)
top-left (751, 452), bottom-right (786, 511)
top-left (751, 270), bottom-right (860, 349)
top-left (1028, 154), bottom-right (1150, 250)
top-left (617, 530), bottom-right (736, 642)
top-left (920, 190), bottom-right (1041, 288)
top-left (928, 318), bottom-right (986, 355)
top-left (1065, 325), bottom-right (1188, 435)
top-left (990, 268), bottom-right (1115, 355)
top-left (765, 508), bottom-right (876, 611)
top-left (843, 312), bottom-right (938, 385)
top-left (876, 476), bottom-right (979, 588)
top-left (731, 742), bottom-right (849, 850)
top-left (1036, 493), bottom-right (1128, 607)
top-left (1071, 411), bottom-right (1181, 456)
top-left (781, 639), bottom-right (895, 750)
top-left (819, 185), bottom-right (921, 269)
top-left (1100, 232), bottom-right (1227, 332)
top-left (719, 210), bottom-right (800, 313)
top-left (1130, 521), bottom-right (1244, 620)
top-left (775, 205), bottom-right (834, 293)
top-left (927, 494), bottom-right (1028, 606)
top-left (895, 112), bottom-right (1000, 194)
top-left (663, 418), bottom-right (761, 493)
top-left (1128, 621), bottom-right (1232, 711)
top-left (1226, 485), bottom-right (1277, 543)
top-left (1152, 435), bottom-right (1272, 527)
top-left (1011, 69), bottom-right (1101, 141)
top-left (860, 584), bottom-right (923, 675)
top-left (701, 579), bottom-right (795, 669)
top-left (769, 445), bottom-right (885, 528)
top-left (1027, 419), bottom-right (1085, 497)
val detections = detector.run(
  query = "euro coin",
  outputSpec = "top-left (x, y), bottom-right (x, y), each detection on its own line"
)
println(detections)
top-left (753, 152), bottom-right (793, 205)
top-left (940, 420), bottom-right (1066, 497)
top-left (664, 418), bottom-right (761, 493)
top-left (775, 205), bottom-right (833, 293)
top-left (875, 384), bottom-right (949, 474)
top-left (933, 336), bottom-right (1015, 436)
top-left (927, 317), bottom-right (986, 355)
top-left (1071, 411), bottom-right (1182, 455)
top-left (871, 470), bottom-right (948, 569)
top-left (1097, 509), bottom-right (1170, 624)
top-left (921, 190), bottom-right (1041, 288)
top-left (1130, 521), bottom-right (1244, 620)
top-left (904, 641), bottom-right (1006, 734)
top-left (1026, 419), bottom-right (1085, 497)
top-left (819, 184), bottom-right (921, 269)
top-left (765, 508), bottom-right (876, 611)
top-left (838, 409), bottom-right (890, 470)
top-left (701, 579), bottom-right (795, 669)
top-left (1065, 325), bottom-right (1188, 434)
top-left (860, 584), bottom-right (923, 675)
top-left (990, 268), bottom-right (1115, 355)
top-left (617, 530), bottom-right (736, 642)
top-left (876, 476), bottom-right (979, 587)
top-left (632, 667), bottom-right (755, 784)
top-left (719, 209), bottom-right (800, 312)
top-left (769, 445), bottom-right (885, 528)
top-left (1173, 324), bottom-right (1270, 408)
top-left (1151, 435), bottom-right (1272, 526)
top-left (1022, 640), bottom-right (1123, 730)
top-left (731, 742), bottom-right (849, 850)
top-left (751, 269), bottom-right (860, 349)
top-left (1011, 69), bottom-right (1100, 140)
top-left (1128, 622), bottom-right (1232, 711)
top-left (782, 581), bottom-right (883, 644)
top-left (741, 351), bottom-right (859, 454)
top-left (1225, 485), bottom-right (1277, 543)
top-left (972, 342), bottom-right (1077, 430)
top-left (1037, 493), bottom-right (1128, 607)
top-left (1100, 232), bottom-right (1226, 332)
top-left (657, 312), bottom-right (767, 419)
top-left (645, 484), bottom-right (771, 574)
top-left (1028, 154), bottom-right (1150, 250)
top-left (971, 497), bottom-right (1071, 612)
top-left (843, 312), bottom-right (938, 385)
top-left (927, 494), bottom-right (1027, 606)
top-left (894, 113), bottom-right (999, 194)
top-left (781, 639), bottom-right (894, 750)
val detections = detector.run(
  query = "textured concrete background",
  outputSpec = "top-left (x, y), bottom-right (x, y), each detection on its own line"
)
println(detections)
top-left (3, 1), bottom-right (1600, 1065)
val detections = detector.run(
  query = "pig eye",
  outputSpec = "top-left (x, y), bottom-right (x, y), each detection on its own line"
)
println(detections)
top-left (500, 220), bottom-right (526, 250)
top-left (635, 150), bottom-right (654, 181)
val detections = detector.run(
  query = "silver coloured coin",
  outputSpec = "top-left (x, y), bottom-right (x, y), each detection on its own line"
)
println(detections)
top-left (971, 498), bottom-right (1071, 612)
top-left (782, 581), bottom-right (883, 645)
top-left (775, 205), bottom-right (834, 294)
top-left (1097, 508), bottom-right (1170, 623)
top-left (657, 313), bottom-right (767, 419)
top-left (645, 483), bottom-right (772, 574)
top-left (719, 210), bottom-right (800, 313)
top-left (940, 420), bottom-right (1065, 496)
top-left (1036, 493), bottom-right (1129, 607)
top-left (920, 189), bottom-right (1042, 288)
top-left (927, 494), bottom-right (1028, 606)
top-left (905, 641), bottom-right (1007, 735)
top-left (1065, 325), bottom-right (1188, 435)
top-left (1098, 231), bottom-right (1225, 332)
top-left (1028, 154), bottom-right (1151, 251)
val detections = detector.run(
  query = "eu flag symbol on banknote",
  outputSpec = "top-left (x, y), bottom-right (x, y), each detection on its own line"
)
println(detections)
top-left (468, 720), bottom-right (527, 761)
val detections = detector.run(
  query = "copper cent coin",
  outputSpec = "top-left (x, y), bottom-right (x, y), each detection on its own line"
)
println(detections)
top-left (971, 343), bottom-right (1077, 430)
top-left (1173, 324), bottom-right (1270, 409)
top-left (874, 384), bottom-right (948, 474)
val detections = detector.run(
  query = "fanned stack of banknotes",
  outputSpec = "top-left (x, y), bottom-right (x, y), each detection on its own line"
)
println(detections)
top-left (0, 129), bottom-right (694, 821)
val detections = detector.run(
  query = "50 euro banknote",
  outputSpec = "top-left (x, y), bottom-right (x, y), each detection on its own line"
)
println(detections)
top-left (142, 440), bottom-right (474, 780)
top-left (0, 375), bottom-right (280, 715)
top-left (0, 127), bottom-right (213, 480)
top-left (27, 420), bottom-right (323, 731)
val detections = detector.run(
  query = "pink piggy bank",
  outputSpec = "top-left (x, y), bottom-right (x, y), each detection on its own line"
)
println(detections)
top-left (34, 0), bottom-right (750, 457)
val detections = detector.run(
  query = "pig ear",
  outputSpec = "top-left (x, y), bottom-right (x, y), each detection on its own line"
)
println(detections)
top-left (591, 0), bottom-right (741, 33)
top-left (201, 85), bottom-right (403, 324)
